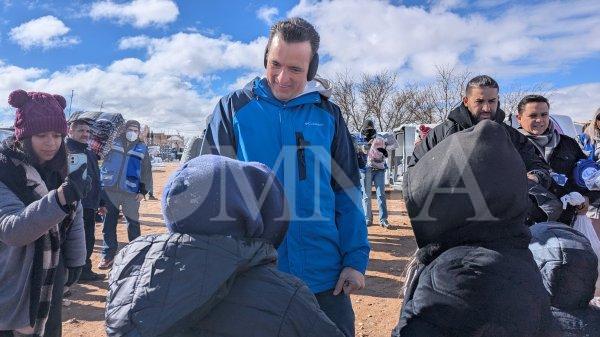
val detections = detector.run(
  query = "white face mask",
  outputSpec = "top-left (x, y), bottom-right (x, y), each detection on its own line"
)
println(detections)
top-left (126, 131), bottom-right (138, 142)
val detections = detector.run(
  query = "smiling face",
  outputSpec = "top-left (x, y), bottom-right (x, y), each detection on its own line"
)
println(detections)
top-left (463, 86), bottom-right (499, 122)
top-left (31, 131), bottom-right (63, 163)
top-left (517, 101), bottom-right (550, 135)
top-left (265, 34), bottom-right (312, 102)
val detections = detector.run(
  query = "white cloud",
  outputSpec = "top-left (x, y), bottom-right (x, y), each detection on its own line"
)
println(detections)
top-left (288, 0), bottom-right (600, 81)
top-left (227, 72), bottom-right (262, 92)
top-left (90, 0), bottom-right (179, 28)
top-left (117, 33), bottom-right (267, 79)
top-left (549, 83), bottom-right (600, 122)
top-left (0, 61), bottom-right (217, 136)
top-left (9, 16), bottom-right (79, 50)
top-left (257, 6), bottom-right (279, 25)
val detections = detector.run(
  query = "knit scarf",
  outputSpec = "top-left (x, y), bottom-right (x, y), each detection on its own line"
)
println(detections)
top-left (0, 147), bottom-right (74, 336)
top-left (519, 122), bottom-right (561, 162)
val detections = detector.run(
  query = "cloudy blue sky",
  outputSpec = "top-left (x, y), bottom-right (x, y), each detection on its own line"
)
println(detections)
top-left (0, 0), bottom-right (598, 135)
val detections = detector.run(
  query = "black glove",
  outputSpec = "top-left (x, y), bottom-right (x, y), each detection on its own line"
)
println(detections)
top-left (61, 164), bottom-right (87, 204)
top-left (65, 266), bottom-right (82, 287)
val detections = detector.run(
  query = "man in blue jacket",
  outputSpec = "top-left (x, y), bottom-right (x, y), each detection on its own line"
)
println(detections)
top-left (98, 120), bottom-right (151, 269)
top-left (199, 17), bottom-right (370, 337)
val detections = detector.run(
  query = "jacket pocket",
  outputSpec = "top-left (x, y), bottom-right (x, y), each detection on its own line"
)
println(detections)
top-left (296, 132), bottom-right (309, 181)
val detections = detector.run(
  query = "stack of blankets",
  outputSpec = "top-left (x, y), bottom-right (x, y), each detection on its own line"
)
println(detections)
top-left (69, 111), bottom-right (125, 158)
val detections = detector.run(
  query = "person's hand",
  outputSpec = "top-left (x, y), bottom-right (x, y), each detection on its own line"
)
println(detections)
top-left (333, 267), bottom-right (365, 295)
top-left (577, 196), bottom-right (590, 214)
top-left (57, 164), bottom-right (87, 205)
top-left (527, 172), bottom-right (539, 184)
top-left (65, 266), bottom-right (82, 287)
top-left (135, 193), bottom-right (144, 202)
top-left (98, 206), bottom-right (108, 216)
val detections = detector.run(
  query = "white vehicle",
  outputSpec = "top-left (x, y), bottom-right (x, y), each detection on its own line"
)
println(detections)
top-left (390, 123), bottom-right (438, 189)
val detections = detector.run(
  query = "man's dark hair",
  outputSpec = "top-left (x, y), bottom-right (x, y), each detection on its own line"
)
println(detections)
top-left (267, 17), bottom-right (320, 56)
top-left (465, 75), bottom-right (499, 95)
top-left (517, 95), bottom-right (550, 115)
top-left (69, 119), bottom-right (92, 128)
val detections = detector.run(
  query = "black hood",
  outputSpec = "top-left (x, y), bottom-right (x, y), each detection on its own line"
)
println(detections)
top-left (403, 119), bottom-right (531, 249)
top-left (448, 103), bottom-right (506, 129)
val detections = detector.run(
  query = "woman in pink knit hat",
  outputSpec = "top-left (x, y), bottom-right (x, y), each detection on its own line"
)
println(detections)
top-left (0, 90), bottom-right (87, 337)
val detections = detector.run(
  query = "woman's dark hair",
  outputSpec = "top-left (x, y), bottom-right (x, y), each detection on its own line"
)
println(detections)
top-left (16, 137), bottom-right (68, 179)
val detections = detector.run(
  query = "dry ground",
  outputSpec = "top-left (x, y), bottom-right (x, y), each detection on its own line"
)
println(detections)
top-left (62, 162), bottom-right (416, 337)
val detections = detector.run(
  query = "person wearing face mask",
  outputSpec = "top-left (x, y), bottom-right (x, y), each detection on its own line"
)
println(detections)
top-left (98, 120), bottom-right (151, 270)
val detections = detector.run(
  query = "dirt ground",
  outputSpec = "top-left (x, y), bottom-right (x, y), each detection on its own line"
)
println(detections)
top-left (62, 162), bottom-right (416, 337)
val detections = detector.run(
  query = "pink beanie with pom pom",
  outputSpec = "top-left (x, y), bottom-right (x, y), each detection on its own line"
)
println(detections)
top-left (8, 89), bottom-right (68, 140)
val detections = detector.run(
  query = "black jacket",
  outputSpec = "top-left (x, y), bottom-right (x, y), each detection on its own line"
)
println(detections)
top-left (529, 223), bottom-right (600, 337)
top-left (395, 121), bottom-right (553, 337)
top-left (105, 233), bottom-right (344, 337)
top-left (532, 134), bottom-right (592, 225)
top-left (66, 138), bottom-right (102, 209)
top-left (408, 104), bottom-right (551, 186)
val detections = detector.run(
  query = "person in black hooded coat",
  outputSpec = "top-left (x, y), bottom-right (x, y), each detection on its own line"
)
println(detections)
top-left (392, 120), bottom-right (553, 337)
top-left (529, 222), bottom-right (600, 337)
top-left (105, 155), bottom-right (344, 337)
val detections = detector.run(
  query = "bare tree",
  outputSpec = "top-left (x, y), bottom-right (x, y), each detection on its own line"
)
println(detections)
top-left (427, 64), bottom-right (471, 121)
top-left (331, 70), bottom-right (365, 132)
top-left (400, 83), bottom-right (436, 124)
top-left (501, 83), bottom-right (552, 118)
top-left (358, 71), bottom-right (397, 131)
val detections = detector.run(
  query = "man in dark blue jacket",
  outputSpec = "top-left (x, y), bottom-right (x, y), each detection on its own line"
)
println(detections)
top-left (66, 118), bottom-right (106, 281)
top-left (199, 17), bottom-right (370, 337)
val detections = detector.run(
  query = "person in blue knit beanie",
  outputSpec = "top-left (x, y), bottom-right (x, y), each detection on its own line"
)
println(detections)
top-left (105, 155), bottom-right (344, 337)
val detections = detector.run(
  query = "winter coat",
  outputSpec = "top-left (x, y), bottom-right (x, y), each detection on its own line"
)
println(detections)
top-left (105, 233), bottom-right (344, 337)
top-left (530, 134), bottom-right (593, 225)
top-left (199, 77), bottom-right (369, 293)
top-left (367, 137), bottom-right (388, 170)
top-left (0, 144), bottom-right (85, 331)
top-left (529, 222), bottom-right (600, 337)
top-left (100, 136), bottom-right (152, 195)
top-left (394, 120), bottom-right (552, 337)
top-left (66, 137), bottom-right (103, 209)
top-left (408, 104), bottom-right (551, 186)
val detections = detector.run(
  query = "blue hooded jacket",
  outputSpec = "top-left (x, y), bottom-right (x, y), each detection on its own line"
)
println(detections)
top-left (200, 77), bottom-right (370, 292)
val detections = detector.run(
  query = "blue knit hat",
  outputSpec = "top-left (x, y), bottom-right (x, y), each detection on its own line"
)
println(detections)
top-left (162, 155), bottom-right (288, 248)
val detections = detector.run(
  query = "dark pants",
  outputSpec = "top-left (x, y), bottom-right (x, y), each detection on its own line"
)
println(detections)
top-left (101, 191), bottom-right (141, 259)
top-left (315, 290), bottom-right (355, 337)
top-left (83, 208), bottom-right (96, 271)
top-left (43, 254), bottom-right (65, 337)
